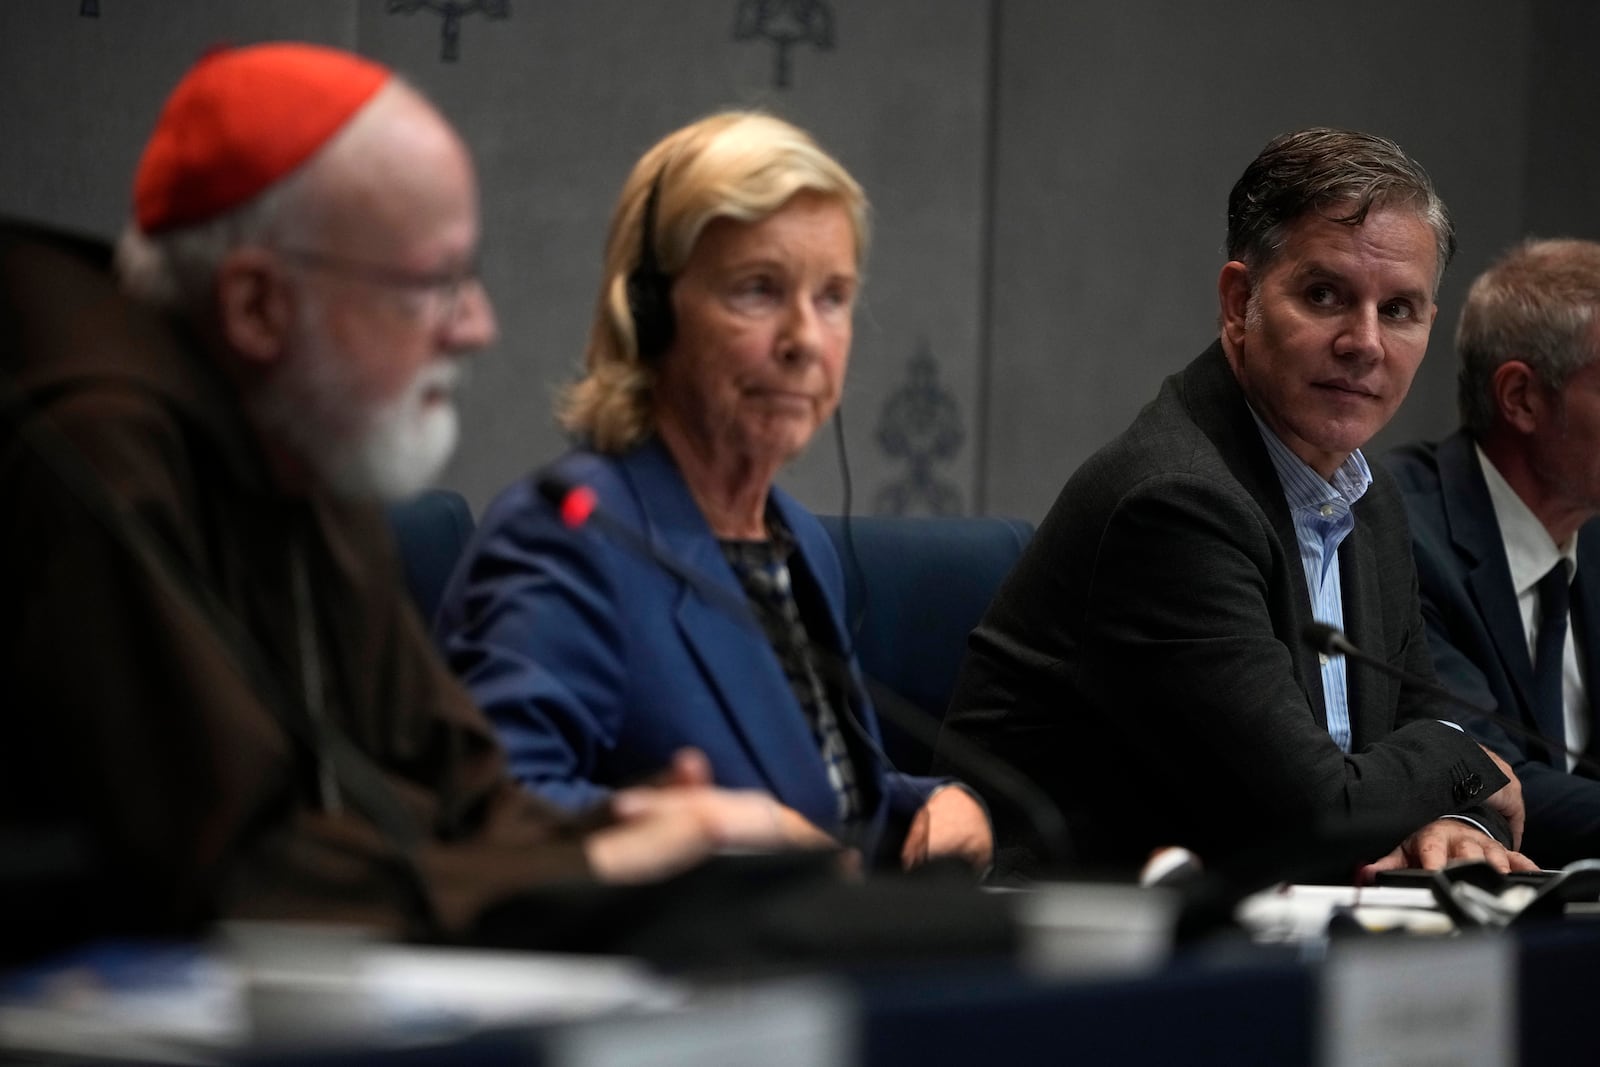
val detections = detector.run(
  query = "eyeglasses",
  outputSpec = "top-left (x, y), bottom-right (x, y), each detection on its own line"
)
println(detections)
top-left (273, 246), bottom-right (482, 325)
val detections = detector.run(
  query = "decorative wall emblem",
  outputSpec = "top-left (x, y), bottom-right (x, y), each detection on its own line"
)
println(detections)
top-left (873, 344), bottom-right (965, 516)
top-left (733, 0), bottom-right (834, 89)
top-left (80, 1), bottom-right (100, 15)
top-left (387, 0), bottom-right (509, 62)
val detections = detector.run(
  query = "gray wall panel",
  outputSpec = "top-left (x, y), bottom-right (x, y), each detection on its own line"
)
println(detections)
top-left (1525, 0), bottom-right (1600, 243)
top-left (0, 2), bottom-right (357, 237)
top-left (354, 2), bottom-right (992, 517)
top-left (984, 1), bottom-right (1529, 520)
top-left (1, 1), bottom-right (1583, 529)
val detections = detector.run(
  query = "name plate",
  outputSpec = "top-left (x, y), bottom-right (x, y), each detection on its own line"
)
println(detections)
top-left (1322, 934), bottom-right (1512, 1067)
top-left (548, 978), bottom-right (855, 1067)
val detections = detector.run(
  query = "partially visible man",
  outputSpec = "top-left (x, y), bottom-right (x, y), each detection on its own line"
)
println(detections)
top-left (0, 43), bottom-right (814, 958)
top-left (1387, 238), bottom-right (1600, 867)
top-left (939, 128), bottom-right (1535, 880)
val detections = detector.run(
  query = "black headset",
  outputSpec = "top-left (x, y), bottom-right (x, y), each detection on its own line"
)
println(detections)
top-left (626, 165), bottom-right (674, 362)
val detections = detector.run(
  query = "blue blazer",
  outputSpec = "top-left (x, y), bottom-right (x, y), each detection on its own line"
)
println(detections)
top-left (1386, 430), bottom-right (1600, 865)
top-left (434, 439), bottom-right (940, 861)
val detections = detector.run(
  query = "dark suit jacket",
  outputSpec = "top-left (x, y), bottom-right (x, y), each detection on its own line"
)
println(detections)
top-left (940, 343), bottom-right (1508, 873)
top-left (0, 222), bottom-right (591, 957)
top-left (1386, 430), bottom-right (1600, 865)
top-left (434, 439), bottom-right (941, 864)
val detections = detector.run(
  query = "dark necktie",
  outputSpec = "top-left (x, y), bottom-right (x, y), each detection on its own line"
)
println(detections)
top-left (1533, 561), bottom-right (1571, 758)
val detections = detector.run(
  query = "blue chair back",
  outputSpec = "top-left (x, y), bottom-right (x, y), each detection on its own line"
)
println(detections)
top-left (387, 488), bottom-right (475, 626)
top-left (816, 514), bottom-right (1033, 774)
top-left (383, 494), bottom-right (1031, 774)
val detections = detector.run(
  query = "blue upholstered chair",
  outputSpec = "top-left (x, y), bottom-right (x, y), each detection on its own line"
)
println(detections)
top-left (387, 488), bottom-right (475, 626)
top-left (816, 514), bottom-right (1034, 774)
top-left (385, 493), bottom-right (1032, 776)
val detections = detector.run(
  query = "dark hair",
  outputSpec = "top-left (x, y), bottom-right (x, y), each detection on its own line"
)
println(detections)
top-left (1226, 127), bottom-right (1455, 289)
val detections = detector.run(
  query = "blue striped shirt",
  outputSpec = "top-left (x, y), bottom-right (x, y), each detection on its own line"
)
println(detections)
top-left (1249, 413), bottom-right (1372, 752)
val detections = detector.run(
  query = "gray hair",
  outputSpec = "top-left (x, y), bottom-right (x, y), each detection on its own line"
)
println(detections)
top-left (1457, 237), bottom-right (1600, 436)
top-left (1226, 127), bottom-right (1456, 292)
top-left (114, 166), bottom-right (313, 320)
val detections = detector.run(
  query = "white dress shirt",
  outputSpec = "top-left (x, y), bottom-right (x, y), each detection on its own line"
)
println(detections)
top-left (1477, 445), bottom-right (1586, 767)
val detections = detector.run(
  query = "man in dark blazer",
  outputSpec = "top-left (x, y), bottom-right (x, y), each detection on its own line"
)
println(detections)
top-left (1387, 238), bottom-right (1600, 867)
top-left (940, 128), bottom-right (1533, 880)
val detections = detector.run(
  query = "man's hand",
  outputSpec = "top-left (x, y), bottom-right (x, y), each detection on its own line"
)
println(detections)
top-left (585, 778), bottom-right (842, 884)
top-left (1358, 818), bottom-right (1540, 884)
top-left (1478, 744), bottom-right (1525, 849)
top-left (900, 786), bottom-right (994, 872)
top-left (582, 797), bottom-right (719, 884)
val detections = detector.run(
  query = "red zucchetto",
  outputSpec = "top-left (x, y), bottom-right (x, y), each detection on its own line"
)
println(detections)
top-left (133, 42), bottom-right (390, 234)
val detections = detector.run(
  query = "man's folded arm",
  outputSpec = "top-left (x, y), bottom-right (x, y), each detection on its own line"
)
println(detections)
top-left (1078, 475), bottom-right (1509, 838)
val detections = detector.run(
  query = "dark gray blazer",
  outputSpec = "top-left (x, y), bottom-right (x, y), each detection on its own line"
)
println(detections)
top-left (1386, 430), bottom-right (1600, 866)
top-left (941, 342), bottom-right (1509, 872)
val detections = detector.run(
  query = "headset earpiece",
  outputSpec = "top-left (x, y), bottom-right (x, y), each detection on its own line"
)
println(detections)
top-left (626, 167), bottom-right (674, 362)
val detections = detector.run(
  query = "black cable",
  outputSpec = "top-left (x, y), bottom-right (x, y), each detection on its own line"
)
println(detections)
top-left (831, 404), bottom-right (871, 645)
top-left (822, 403), bottom-right (904, 806)
top-left (821, 406), bottom-right (1069, 866)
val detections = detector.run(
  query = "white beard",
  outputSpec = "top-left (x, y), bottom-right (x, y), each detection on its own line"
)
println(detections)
top-left (251, 326), bottom-right (462, 502)
top-left (324, 360), bottom-right (461, 500)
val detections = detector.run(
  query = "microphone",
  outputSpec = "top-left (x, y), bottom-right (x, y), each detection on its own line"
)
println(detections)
top-left (1302, 621), bottom-right (1364, 661)
top-left (535, 472), bottom-right (1075, 871)
top-left (1302, 622), bottom-right (1600, 779)
top-left (539, 476), bottom-right (762, 630)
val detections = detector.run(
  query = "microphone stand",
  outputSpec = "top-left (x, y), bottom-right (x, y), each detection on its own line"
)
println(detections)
top-left (1302, 622), bottom-right (1600, 780)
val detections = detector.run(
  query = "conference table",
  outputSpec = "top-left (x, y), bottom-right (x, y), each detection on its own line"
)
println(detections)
top-left (3, 878), bottom-right (1596, 1066)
